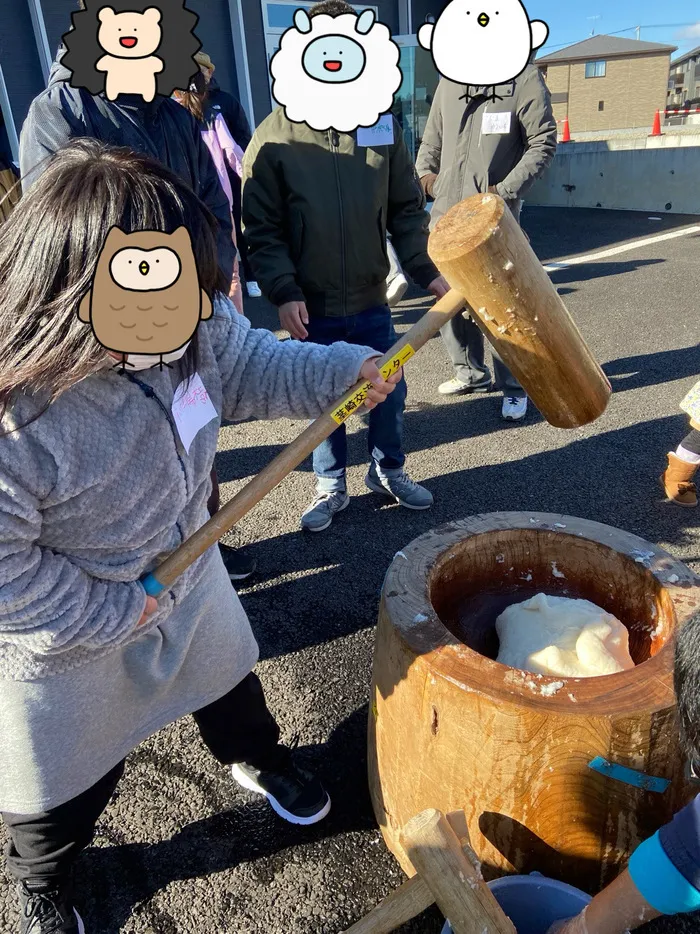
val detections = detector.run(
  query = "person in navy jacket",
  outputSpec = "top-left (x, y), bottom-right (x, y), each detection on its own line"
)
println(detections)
top-left (554, 610), bottom-right (700, 933)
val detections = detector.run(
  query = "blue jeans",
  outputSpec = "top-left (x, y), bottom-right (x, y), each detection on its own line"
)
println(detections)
top-left (305, 306), bottom-right (407, 492)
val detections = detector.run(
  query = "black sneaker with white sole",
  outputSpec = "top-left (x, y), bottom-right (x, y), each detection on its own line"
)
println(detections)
top-left (17, 881), bottom-right (84, 934)
top-left (219, 543), bottom-right (257, 581)
top-left (231, 749), bottom-right (331, 825)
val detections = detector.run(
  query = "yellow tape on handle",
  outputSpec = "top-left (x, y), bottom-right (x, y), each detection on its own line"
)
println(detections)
top-left (330, 343), bottom-right (415, 425)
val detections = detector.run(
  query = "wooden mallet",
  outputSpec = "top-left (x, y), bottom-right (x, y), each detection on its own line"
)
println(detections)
top-left (142, 193), bottom-right (610, 596)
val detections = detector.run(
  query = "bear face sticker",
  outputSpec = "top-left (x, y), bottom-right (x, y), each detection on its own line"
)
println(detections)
top-left (62, 1), bottom-right (202, 102)
top-left (418, 0), bottom-right (549, 89)
top-left (270, 8), bottom-right (402, 133)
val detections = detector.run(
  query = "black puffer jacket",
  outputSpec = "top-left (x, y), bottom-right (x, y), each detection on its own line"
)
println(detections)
top-left (206, 76), bottom-right (252, 150)
top-left (19, 51), bottom-right (234, 285)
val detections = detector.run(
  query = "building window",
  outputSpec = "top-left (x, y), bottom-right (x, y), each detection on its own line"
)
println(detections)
top-left (598, 100), bottom-right (604, 111)
top-left (585, 60), bottom-right (606, 78)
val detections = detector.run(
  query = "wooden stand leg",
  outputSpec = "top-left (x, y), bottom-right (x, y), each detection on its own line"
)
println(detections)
top-left (342, 813), bottom-right (474, 934)
top-left (400, 810), bottom-right (516, 934)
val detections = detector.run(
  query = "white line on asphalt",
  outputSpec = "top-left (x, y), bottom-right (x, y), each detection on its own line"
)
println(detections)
top-left (543, 225), bottom-right (700, 272)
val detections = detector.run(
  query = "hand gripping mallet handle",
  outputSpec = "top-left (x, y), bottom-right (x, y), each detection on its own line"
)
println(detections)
top-left (141, 289), bottom-right (466, 596)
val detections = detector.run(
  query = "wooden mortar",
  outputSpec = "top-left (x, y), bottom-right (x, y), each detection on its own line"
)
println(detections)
top-left (368, 512), bottom-right (700, 894)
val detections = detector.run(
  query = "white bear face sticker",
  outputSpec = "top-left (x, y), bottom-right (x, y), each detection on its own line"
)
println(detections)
top-left (302, 34), bottom-right (367, 83)
top-left (417, 0), bottom-right (548, 87)
top-left (98, 7), bottom-right (163, 59)
top-left (109, 247), bottom-right (182, 292)
top-left (270, 8), bottom-right (402, 133)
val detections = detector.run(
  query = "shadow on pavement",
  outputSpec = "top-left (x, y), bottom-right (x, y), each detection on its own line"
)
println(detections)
top-left (605, 344), bottom-right (700, 393)
top-left (75, 706), bottom-right (376, 934)
top-left (215, 392), bottom-right (534, 484)
top-left (239, 414), bottom-right (696, 662)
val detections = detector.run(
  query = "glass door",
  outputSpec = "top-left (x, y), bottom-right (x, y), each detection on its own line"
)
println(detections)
top-left (392, 35), bottom-right (440, 160)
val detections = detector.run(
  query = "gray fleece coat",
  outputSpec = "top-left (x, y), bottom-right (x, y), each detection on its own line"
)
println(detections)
top-left (0, 298), bottom-right (374, 812)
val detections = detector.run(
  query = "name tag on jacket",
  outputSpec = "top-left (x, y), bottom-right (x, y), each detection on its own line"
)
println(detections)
top-left (357, 115), bottom-right (395, 147)
top-left (482, 111), bottom-right (512, 135)
top-left (172, 373), bottom-right (218, 453)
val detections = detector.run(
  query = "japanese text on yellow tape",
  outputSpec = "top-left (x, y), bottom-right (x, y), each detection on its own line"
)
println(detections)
top-left (330, 344), bottom-right (415, 426)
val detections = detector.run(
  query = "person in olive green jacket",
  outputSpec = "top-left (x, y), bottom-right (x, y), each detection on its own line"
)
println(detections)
top-left (242, 0), bottom-right (448, 534)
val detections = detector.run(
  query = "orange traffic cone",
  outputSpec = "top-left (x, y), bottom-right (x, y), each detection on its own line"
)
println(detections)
top-left (561, 116), bottom-right (571, 142)
top-left (650, 110), bottom-right (662, 136)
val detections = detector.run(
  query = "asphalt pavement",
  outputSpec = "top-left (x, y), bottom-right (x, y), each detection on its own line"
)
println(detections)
top-left (2, 207), bottom-right (700, 933)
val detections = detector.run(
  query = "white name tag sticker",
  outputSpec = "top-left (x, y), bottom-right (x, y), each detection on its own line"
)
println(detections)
top-left (482, 111), bottom-right (512, 135)
top-left (357, 115), bottom-right (395, 147)
top-left (171, 373), bottom-right (218, 453)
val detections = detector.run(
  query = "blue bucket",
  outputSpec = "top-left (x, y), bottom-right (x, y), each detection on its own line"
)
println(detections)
top-left (441, 872), bottom-right (592, 934)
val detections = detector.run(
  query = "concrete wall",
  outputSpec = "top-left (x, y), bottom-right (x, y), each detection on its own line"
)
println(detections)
top-left (527, 138), bottom-right (700, 214)
top-left (541, 53), bottom-right (671, 132)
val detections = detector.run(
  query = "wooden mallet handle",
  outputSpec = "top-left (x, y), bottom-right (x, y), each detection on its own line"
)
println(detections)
top-left (141, 289), bottom-right (466, 595)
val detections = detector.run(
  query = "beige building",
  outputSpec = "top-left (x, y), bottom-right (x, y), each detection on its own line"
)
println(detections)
top-left (668, 45), bottom-right (700, 106)
top-left (537, 35), bottom-right (677, 133)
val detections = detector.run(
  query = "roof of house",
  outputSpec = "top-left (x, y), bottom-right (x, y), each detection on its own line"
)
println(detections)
top-left (537, 34), bottom-right (677, 64)
top-left (671, 44), bottom-right (700, 67)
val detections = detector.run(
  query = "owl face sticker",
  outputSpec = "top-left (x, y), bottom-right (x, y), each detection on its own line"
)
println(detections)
top-left (109, 245), bottom-right (182, 292)
top-left (77, 226), bottom-right (213, 370)
top-left (62, 0), bottom-right (202, 103)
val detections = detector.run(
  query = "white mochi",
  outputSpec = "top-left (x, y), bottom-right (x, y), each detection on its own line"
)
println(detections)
top-left (495, 593), bottom-right (635, 678)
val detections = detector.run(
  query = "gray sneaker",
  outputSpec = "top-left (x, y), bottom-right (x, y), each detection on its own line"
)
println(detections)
top-left (301, 490), bottom-right (350, 532)
top-left (365, 470), bottom-right (433, 510)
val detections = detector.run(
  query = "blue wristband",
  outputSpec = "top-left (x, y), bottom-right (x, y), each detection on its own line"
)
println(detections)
top-left (141, 572), bottom-right (165, 597)
top-left (629, 831), bottom-right (700, 914)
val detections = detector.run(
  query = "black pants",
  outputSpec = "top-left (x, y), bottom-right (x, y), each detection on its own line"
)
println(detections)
top-left (682, 428), bottom-right (700, 456)
top-left (2, 672), bottom-right (282, 887)
top-left (229, 170), bottom-right (254, 283)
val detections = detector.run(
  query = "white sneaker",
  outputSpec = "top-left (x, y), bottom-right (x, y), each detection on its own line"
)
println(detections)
top-left (246, 280), bottom-right (262, 298)
top-left (502, 396), bottom-right (528, 421)
top-left (438, 375), bottom-right (491, 395)
top-left (386, 274), bottom-right (409, 307)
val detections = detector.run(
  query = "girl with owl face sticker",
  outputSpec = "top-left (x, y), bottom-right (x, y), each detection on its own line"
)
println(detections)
top-left (0, 140), bottom-right (400, 931)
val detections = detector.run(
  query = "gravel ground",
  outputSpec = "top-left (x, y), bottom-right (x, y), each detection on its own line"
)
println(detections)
top-left (2, 207), bottom-right (700, 933)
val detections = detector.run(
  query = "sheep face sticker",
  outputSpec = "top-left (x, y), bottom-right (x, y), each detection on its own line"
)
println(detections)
top-left (271, 8), bottom-right (402, 133)
top-left (77, 226), bottom-right (213, 371)
top-left (62, 0), bottom-right (202, 103)
top-left (302, 33), bottom-right (367, 84)
top-left (418, 0), bottom-right (549, 88)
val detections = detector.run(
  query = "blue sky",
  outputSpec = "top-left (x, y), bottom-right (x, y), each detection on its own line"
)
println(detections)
top-left (528, 1), bottom-right (700, 60)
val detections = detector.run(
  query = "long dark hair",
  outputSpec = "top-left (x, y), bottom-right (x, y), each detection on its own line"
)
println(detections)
top-left (63, 0), bottom-right (201, 98)
top-left (0, 139), bottom-right (226, 428)
top-left (675, 608), bottom-right (700, 765)
top-left (176, 68), bottom-right (208, 124)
